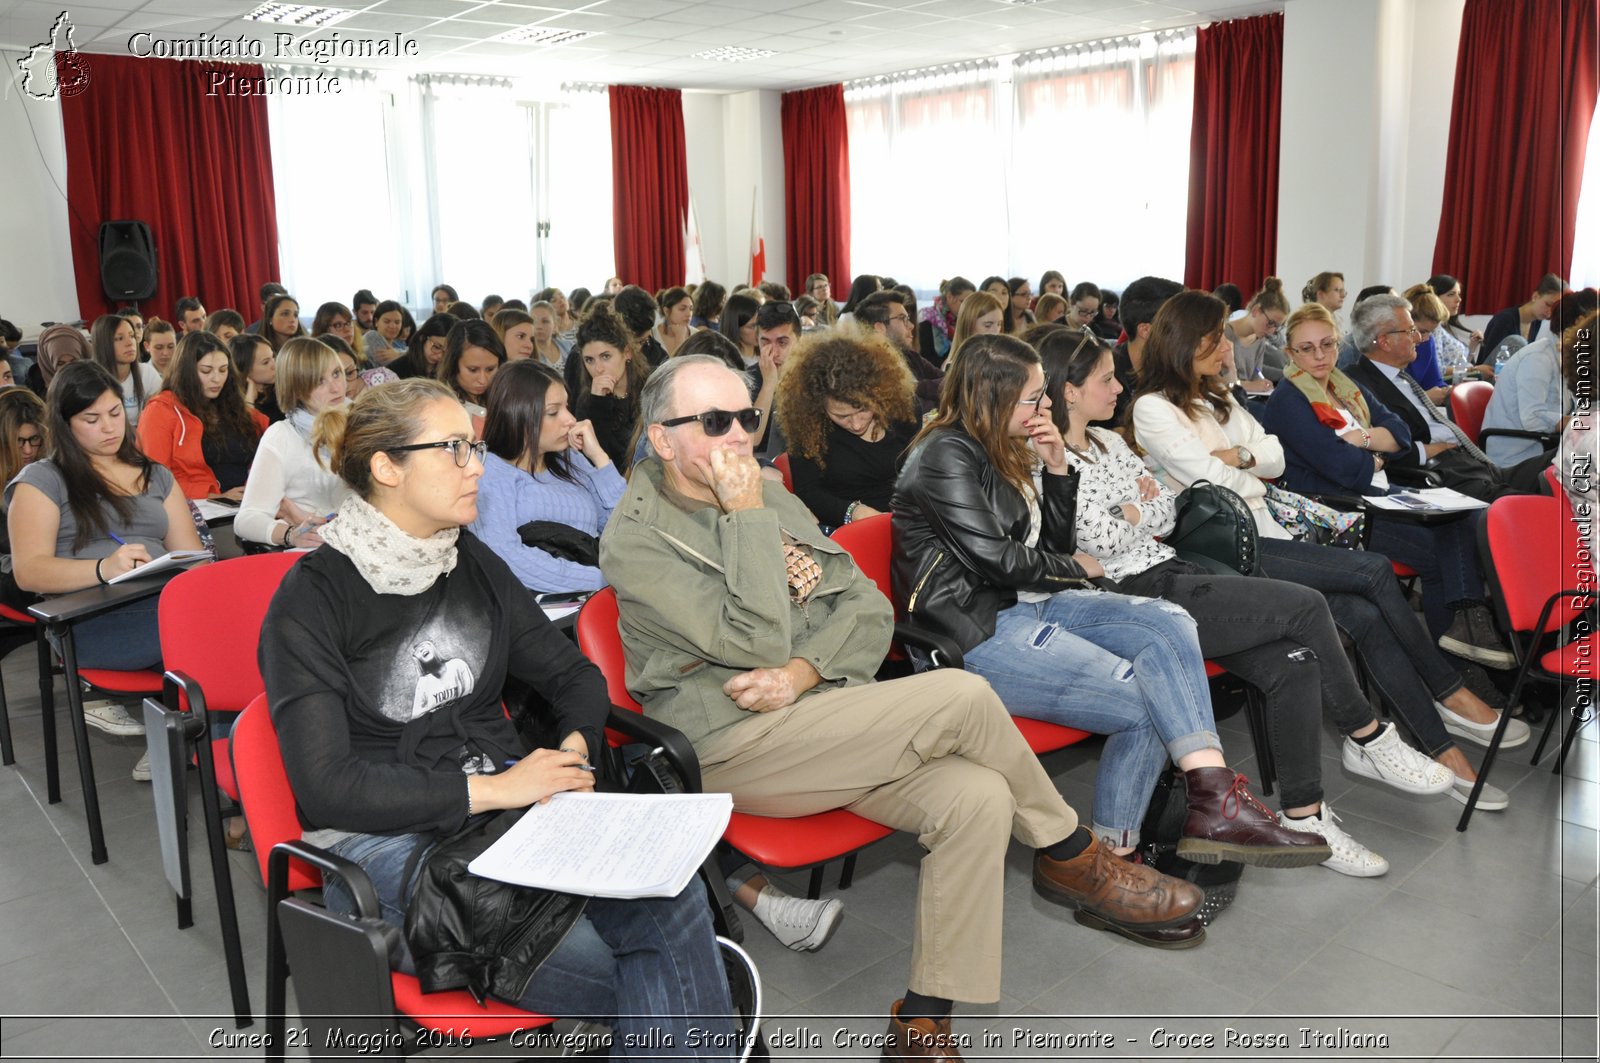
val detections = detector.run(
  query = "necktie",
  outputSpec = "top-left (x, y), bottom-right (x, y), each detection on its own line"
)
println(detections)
top-left (1394, 369), bottom-right (1494, 464)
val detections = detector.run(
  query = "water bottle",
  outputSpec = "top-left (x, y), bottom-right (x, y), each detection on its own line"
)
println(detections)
top-left (1493, 343), bottom-right (1516, 377)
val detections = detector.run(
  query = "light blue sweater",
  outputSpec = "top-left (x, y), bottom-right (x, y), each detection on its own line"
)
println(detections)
top-left (1482, 334), bottom-right (1567, 465)
top-left (467, 449), bottom-right (624, 592)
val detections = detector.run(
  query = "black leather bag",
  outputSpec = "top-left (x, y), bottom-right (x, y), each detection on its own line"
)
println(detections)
top-left (516, 520), bottom-right (599, 566)
top-left (1165, 480), bottom-right (1261, 577)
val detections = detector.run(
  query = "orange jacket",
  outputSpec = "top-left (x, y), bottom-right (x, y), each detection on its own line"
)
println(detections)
top-left (136, 391), bottom-right (267, 500)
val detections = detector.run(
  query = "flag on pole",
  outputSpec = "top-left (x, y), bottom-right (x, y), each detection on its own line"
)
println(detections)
top-left (684, 192), bottom-right (707, 285)
top-left (749, 185), bottom-right (766, 287)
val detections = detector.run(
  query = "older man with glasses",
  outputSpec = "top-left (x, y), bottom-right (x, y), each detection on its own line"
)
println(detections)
top-left (600, 354), bottom-right (1206, 1060)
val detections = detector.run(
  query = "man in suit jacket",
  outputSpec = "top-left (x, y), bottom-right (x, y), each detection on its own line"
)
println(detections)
top-left (1345, 295), bottom-right (1544, 500)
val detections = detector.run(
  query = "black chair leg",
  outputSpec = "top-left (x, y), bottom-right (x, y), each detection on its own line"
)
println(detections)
top-left (57, 627), bottom-right (107, 864)
top-left (806, 865), bottom-right (824, 900)
top-left (1553, 687), bottom-right (1590, 774)
top-left (1530, 703), bottom-right (1562, 766)
top-left (0, 665), bottom-right (12, 767)
top-left (195, 738), bottom-right (252, 1027)
top-left (37, 626), bottom-right (59, 803)
top-left (839, 853), bottom-right (859, 891)
top-left (1458, 664), bottom-right (1536, 832)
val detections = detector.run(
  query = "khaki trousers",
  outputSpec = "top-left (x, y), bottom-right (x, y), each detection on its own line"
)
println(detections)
top-left (697, 670), bottom-right (1079, 1003)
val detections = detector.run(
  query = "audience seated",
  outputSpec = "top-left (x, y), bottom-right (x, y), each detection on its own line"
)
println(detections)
top-left (1425, 273), bottom-right (1489, 368)
top-left (257, 377), bottom-right (737, 1054)
top-left (235, 337), bottom-right (350, 549)
top-left (1098, 275), bottom-right (1185, 429)
top-left (1301, 271), bottom-right (1347, 321)
top-left (569, 307), bottom-right (648, 470)
top-left (918, 276), bottom-right (974, 363)
top-left (748, 300), bottom-right (802, 459)
top-left (1479, 272), bottom-right (1567, 365)
top-left (1038, 270), bottom-right (1066, 298)
top-left (1399, 284), bottom-right (1453, 402)
top-left (391, 312), bottom-right (455, 380)
top-left (1004, 277), bottom-right (1035, 334)
top-left (718, 292), bottom-right (761, 368)
top-left (138, 331), bottom-right (267, 501)
top-left (7, 361), bottom-right (204, 744)
top-left (895, 332), bottom-right (1333, 883)
top-left (244, 282), bottom-right (287, 334)
top-left (445, 300), bottom-right (478, 321)
top-left (351, 289), bottom-right (378, 332)
top-left (261, 293), bottom-right (306, 354)
top-left (325, 336), bottom-right (396, 399)
top-left (203, 309), bottom-right (245, 346)
top-left (437, 319), bottom-right (505, 422)
top-left (90, 313), bottom-right (161, 429)
top-left (946, 290), bottom-right (1005, 371)
top-left (534, 287), bottom-right (578, 352)
top-left (835, 274), bottom-right (881, 330)
top-left (524, 302), bottom-right (565, 369)
top-left (430, 283), bottom-right (459, 316)
top-left (174, 296), bottom-right (207, 335)
top-left (142, 317), bottom-right (178, 378)
top-left (654, 286), bottom-right (695, 357)
top-left (856, 290), bottom-right (941, 406)
top-left (492, 308), bottom-right (537, 362)
top-left (1135, 291), bottom-right (1522, 797)
top-left (1344, 294), bottom-right (1547, 497)
top-left (28, 323), bottom-right (91, 398)
top-left (776, 331), bottom-right (917, 528)
top-left (1483, 295), bottom-right (1598, 465)
top-left (0, 387), bottom-right (47, 609)
top-left (363, 299), bottom-right (408, 365)
top-left (803, 273), bottom-right (837, 327)
top-left (602, 353), bottom-right (1205, 1050)
top-left (1091, 289), bottom-right (1122, 341)
top-left (469, 360), bottom-right (622, 593)
top-left (117, 307), bottom-right (145, 349)
top-left (310, 301), bottom-right (360, 358)
top-left (1067, 282), bottom-right (1102, 330)
top-left (614, 286), bottom-right (669, 368)
top-left (480, 293), bottom-right (504, 321)
top-left (673, 328), bottom-right (745, 373)
top-left (1221, 277), bottom-right (1289, 392)
top-left (231, 332), bottom-right (283, 424)
top-left (1034, 292), bottom-right (1068, 326)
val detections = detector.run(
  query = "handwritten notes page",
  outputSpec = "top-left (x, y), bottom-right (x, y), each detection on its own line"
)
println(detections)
top-left (468, 792), bottom-right (733, 899)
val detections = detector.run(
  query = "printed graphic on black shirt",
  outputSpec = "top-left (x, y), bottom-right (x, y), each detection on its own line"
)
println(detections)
top-left (411, 639), bottom-right (475, 719)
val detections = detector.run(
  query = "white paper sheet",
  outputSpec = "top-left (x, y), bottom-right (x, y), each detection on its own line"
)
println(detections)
top-left (468, 791), bottom-right (732, 899)
top-left (105, 550), bottom-right (212, 585)
top-left (1365, 487), bottom-right (1488, 513)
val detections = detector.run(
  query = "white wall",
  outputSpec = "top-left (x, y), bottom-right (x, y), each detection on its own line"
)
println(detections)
top-left (0, 68), bottom-right (81, 333)
top-left (1278, 0), bottom-right (1463, 303)
top-left (684, 89), bottom-right (788, 290)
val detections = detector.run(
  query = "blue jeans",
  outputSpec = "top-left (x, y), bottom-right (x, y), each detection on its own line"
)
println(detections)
top-left (1256, 537), bottom-right (1461, 757)
top-left (61, 597), bottom-right (162, 671)
top-left (1368, 512), bottom-right (1485, 636)
top-left (321, 829), bottom-right (736, 1062)
top-left (961, 589), bottom-right (1219, 848)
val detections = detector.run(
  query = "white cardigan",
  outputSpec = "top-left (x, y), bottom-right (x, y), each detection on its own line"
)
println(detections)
top-left (1130, 391), bottom-right (1291, 540)
top-left (234, 419), bottom-right (352, 544)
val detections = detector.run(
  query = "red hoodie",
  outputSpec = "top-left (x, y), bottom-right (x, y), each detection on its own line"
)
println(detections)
top-left (136, 391), bottom-right (266, 499)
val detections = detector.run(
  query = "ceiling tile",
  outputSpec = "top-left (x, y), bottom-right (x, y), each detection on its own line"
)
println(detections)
top-left (652, 4), bottom-right (753, 26)
top-left (721, 12), bottom-right (825, 35)
top-left (585, 0), bottom-right (693, 15)
top-left (367, 0), bottom-right (486, 16)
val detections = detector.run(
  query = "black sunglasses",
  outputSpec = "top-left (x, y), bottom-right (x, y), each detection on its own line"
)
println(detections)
top-left (659, 407), bottom-right (763, 437)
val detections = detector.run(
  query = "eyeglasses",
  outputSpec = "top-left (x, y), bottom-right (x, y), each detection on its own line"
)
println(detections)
top-left (1290, 338), bottom-right (1340, 357)
top-left (1380, 326), bottom-right (1421, 342)
top-left (659, 407), bottom-right (763, 437)
top-left (16, 434), bottom-right (43, 450)
top-left (1016, 390), bottom-right (1047, 411)
top-left (387, 438), bottom-right (488, 467)
top-left (1263, 317), bottom-right (1285, 335)
top-left (889, 313), bottom-right (912, 325)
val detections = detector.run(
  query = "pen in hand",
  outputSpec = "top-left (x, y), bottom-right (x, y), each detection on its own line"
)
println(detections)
top-left (106, 531), bottom-right (142, 567)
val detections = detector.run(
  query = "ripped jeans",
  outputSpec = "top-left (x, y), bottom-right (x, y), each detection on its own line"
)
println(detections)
top-left (961, 589), bottom-right (1219, 848)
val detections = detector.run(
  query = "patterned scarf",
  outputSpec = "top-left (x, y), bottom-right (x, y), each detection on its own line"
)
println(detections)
top-left (1284, 363), bottom-right (1372, 430)
top-left (320, 492), bottom-right (459, 595)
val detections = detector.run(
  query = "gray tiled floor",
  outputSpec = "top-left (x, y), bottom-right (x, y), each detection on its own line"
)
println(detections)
top-left (0, 645), bottom-right (1595, 1061)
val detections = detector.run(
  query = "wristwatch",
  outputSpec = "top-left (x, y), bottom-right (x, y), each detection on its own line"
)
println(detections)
top-left (1236, 446), bottom-right (1256, 470)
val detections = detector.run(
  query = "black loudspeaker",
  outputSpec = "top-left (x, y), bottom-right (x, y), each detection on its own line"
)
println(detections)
top-left (99, 220), bottom-right (158, 301)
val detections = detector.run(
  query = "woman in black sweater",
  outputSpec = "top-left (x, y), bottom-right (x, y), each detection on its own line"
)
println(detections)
top-left (569, 306), bottom-right (650, 470)
top-left (776, 331), bottom-right (918, 527)
top-left (257, 378), bottom-right (734, 1056)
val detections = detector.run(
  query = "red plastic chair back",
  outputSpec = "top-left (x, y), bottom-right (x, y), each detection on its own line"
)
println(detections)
top-left (231, 693), bottom-right (320, 893)
top-left (1484, 495), bottom-right (1593, 634)
top-left (159, 552), bottom-right (302, 713)
top-left (1449, 381), bottom-right (1494, 445)
top-left (828, 513), bottom-right (893, 598)
top-left (575, 587), bottom-right (641, 712)
top-left (772, 452), bottom-right (793, 492)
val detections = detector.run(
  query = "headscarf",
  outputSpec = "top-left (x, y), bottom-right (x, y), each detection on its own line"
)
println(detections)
top-left (35, 325), bottom-right (92, 387)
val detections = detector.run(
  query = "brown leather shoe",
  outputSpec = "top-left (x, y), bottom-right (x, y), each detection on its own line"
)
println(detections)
top-left (1034, 836), bottom-right (1202, 928)
top-left (1176, 768), bottom-right (1331, 868)
top-left (1073, 909), bottom-right (1206, 949)
top-left (882, 1000), bottom-right (964, 1061)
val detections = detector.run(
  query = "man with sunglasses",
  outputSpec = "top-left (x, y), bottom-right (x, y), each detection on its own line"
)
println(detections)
top-left (601, 356), bottom-right (1204, 1060)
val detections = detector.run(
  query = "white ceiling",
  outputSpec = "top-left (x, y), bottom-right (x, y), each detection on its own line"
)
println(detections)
top-left (0, 0), bottom-right (1280, 91)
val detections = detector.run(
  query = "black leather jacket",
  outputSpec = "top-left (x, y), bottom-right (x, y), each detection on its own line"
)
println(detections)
top-left (890, 428), bottom-right (1090, 654)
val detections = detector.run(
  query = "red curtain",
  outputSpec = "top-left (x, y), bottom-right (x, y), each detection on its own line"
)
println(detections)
top-left (609, 85), bottom-right (688, 293)
top-left (781, 84), bottom-right (851, 290)
top-left (1432, 0), bottom-right (1598, 313)
top-left (59, 53), bottom-right (279, 323)
top-left (1184, 13), bottom-right (1283, 295)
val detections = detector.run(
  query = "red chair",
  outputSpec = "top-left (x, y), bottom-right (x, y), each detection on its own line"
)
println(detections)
top-left (1461, 495), bottom-right (1597, 829)
top-left (832, 514), bottom-right (1279, 793)
top-left (577, 588), bottom-right (893, 899)
top-left (144, 551), bottom-right (302, 1027)
top-left (771, 452), bottom-right (793, 492)
top-left (1449, 380), bottom-right (1494, 445)
top-left (230, 694), bottom-right (557, 1060)
top-left (1544, 464), bottom-right (1566, 502)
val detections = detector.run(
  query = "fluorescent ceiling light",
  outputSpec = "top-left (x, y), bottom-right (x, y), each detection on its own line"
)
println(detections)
top-left (693, 46), bottom-right (776, 62)
top-left (247, 3), bottom-right (354, 27)
top-left (489, 26), bottom-right (599, 45)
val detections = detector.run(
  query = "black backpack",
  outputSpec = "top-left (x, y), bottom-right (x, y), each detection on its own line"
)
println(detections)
top-left (1165, 480), bottom-right (1261, 577)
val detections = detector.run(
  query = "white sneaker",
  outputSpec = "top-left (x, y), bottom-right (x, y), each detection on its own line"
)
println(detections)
top-left (1277, 804), bottom-right (1389, 877)
top-left (1447, 774), bottom-right (1509, 811)
top-left (1342, 723), bottom-right (1455, 795)
top-left (82, 699), bottom-right (144, 737)
top-left (750, 886), bottom-right (843, 952)
top-left (1435, 701), bottom-right (1531, 750)
top-left (131, 751), bottom-right (151, 782)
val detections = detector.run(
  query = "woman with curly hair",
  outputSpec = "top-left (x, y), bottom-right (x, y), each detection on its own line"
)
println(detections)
top-left (776, 332), bottom-right (918, 528)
